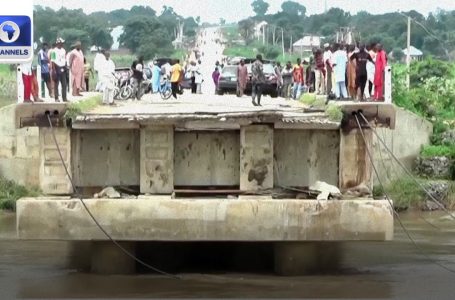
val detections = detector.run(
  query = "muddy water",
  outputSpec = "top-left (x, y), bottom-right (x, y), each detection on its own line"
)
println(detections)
top-left (1, 212), bottom-right (455, 299)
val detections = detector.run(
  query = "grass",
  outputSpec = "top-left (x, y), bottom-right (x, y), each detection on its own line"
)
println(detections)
top-left (223, 45), bottom-right (257, 58)
top-left (0, 177), bottom-right (40, 211)
top-left (64, 95), bottom-right (102, 121)
top-left (420, 145), bottom-right (455, 159)
top-left (326, 104), bottom-right (344, 122)
top-left (375, 178), bottom-right (455, 210)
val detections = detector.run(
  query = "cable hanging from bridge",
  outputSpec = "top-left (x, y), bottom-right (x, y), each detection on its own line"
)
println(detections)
top-left (358, 111), bottom-right (455, 221)
top-left (46, 113), bottom-right (181, 280)
top-left (353, 112), bottom-right (455, 275)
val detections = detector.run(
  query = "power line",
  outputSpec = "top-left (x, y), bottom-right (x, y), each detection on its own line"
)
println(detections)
top-left (353, 113), bottom-right (455, 275)
top-left (398, 11), bottom-right (452, 60)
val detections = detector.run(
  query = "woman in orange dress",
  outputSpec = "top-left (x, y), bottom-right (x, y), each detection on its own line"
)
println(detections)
top-left (347, 45), bottom-right (357, 99)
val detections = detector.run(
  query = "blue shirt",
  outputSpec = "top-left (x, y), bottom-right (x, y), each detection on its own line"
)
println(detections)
top-left (38, 49), bottom-right (49, 74)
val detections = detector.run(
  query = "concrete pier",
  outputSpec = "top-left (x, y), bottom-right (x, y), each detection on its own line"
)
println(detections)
top-left (17, 198), bottom-right (393, 242)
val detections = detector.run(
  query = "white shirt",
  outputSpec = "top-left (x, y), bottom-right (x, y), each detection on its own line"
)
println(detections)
top-left (323, 50), bottom-right (332, 66)
top-left (54, 47), bottom-right (67, 67)
top-left (100, 59), bottom-right (116, 89)
top-left (194, 64), bottom-right (203, 84)
top-left (163, 63), bottom-right (172, 77)
top-left (21, 62), bottom-right (32, 75)
top-left (100, 59), bottom-right (115, 76)
top-left (93, 53), bottom-right (105, 72)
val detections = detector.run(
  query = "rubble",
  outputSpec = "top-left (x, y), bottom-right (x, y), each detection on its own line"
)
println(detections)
top-left (415, 156), bottom-right (453, 179)
top-left (441, 130), bottom-right (455, 145)
top-left (94, 187), bottom-right (121, 199)
top-left (309, 181), bottom-right (342, 200)
top-left (344, 183), bottom-right (372, 198)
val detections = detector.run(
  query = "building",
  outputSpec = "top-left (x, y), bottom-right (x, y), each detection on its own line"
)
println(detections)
top-left (293, 35), bottom-right (321, 54)
top-left (402, 46), bottom-right (423, 61)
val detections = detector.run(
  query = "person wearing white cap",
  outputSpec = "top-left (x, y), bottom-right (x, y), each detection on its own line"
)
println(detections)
top-left (53, 37), bottom-right (68, 102)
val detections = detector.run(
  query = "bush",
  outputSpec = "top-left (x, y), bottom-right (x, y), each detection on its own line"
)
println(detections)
top-left (300, 93), bottom-right (316, 105)
top-left (326, 104), bottom-right (343, 122)
top-left (0, 177), bottom-right (40, 211)
top-left (385, 178), bottom-right (424, 210)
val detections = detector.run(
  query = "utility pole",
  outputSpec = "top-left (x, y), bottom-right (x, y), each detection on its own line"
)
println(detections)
top-left (262, 25), bottom-right (267, 45)
top-left (290, 35), bottom-right (293, 54)
top-left (282, 28), bottom-right (285, 59)
top-left (406, 16), bottom-right (411, 90)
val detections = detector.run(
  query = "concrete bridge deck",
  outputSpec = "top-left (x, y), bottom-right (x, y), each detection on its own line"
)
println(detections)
top-left (15, 92), bottom-right (396, 130)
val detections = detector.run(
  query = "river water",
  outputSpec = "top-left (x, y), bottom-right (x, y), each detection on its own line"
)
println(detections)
top-left (1, 211), bottom-right (455, 299)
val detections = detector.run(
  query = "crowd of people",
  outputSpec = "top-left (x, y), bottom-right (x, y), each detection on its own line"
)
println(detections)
top-left (20, 38), bottom-right (117, 105)
top-left (259, 42), bottom-right (388, 102)
top-left (21, 35), bottom-right (388, 107)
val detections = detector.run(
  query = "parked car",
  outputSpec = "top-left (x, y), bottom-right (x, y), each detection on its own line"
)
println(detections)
top-left (216, 65), bottom-right (238, 95)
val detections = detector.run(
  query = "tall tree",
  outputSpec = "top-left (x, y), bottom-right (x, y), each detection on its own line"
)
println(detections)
top-left (251, 0), bottom-right (269, 17)
top-left (281, 1), bottom-right (306, 16)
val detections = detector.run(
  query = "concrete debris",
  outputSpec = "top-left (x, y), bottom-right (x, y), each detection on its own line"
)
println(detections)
top-left (422, 200), bottom-right (442, 211)
top-left (317, 191), bottom-right (331, 201)
top-left (344, 183), bottom-right (371, 198)
top-left (94, 187), bottom-right (121, 199)
top-left (415, 156), bottom-right (453, 179)
top-left (310, 181), bottom-right (342, 200)
top-left (421, 181), bottom-right (449, 211)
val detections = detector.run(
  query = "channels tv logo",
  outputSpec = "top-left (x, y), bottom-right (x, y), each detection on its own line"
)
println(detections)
top-left (0, 16), bottom-right (32, 62)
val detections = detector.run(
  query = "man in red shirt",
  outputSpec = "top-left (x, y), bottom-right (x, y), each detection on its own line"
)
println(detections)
top-left (292, 58), bottom-right (304, 100)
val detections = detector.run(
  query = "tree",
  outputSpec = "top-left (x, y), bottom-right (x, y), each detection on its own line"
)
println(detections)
top-left (281, 1), bottom-right (306, 16)
top-left (86, 26), bottom-right (113, 50)
top-left (392, 47), bottom-right (404, 62)
top-left (252, 0), bottom-right (269, 17)
top-left (58, 28), bottom-right (91, 50)
top-left (120, 18), bottom-right (174, 59)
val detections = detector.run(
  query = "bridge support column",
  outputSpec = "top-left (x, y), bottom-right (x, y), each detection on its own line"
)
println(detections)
top-left (274, 242), bottom-right (342, 275)
top-left (240, 125), bottom-right (274, 191)
top-left (91, 242), bottom-right (136, 274)
top-left (39, 127), bottom-right (73, 194)
top-left (140, 126), bottom-right (174, 194)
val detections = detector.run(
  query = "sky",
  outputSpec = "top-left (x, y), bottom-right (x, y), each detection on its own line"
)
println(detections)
top-left (33, 0), bottom-right (455, 23)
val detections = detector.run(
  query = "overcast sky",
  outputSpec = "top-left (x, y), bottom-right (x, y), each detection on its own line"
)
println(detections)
top-left (34, 0), bottom-right (455, 23)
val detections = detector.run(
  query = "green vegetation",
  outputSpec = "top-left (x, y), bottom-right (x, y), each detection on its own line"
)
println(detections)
top-left (223, 45), bottom-right (257, 58)
top-left (222, 25), bottom-right (240, 43)
top-left (300, 93), bottom-right (316, 105)
top-left (421, 145), bottom-right (455, 159)
top-left (374, 178), bottom-right (455, 210)
top-left (64, 95), bottom-right (102, 121)
top-left (0, 177), bottom-right (40, 211)
top-left (326, 104), bottom-right (343, 122)
top-left (34, 5), bottom-right (199, 60)
top-left (237, 1), bottom-right (455, 59)
top-left (392, 59), bottom-right (455, 169)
